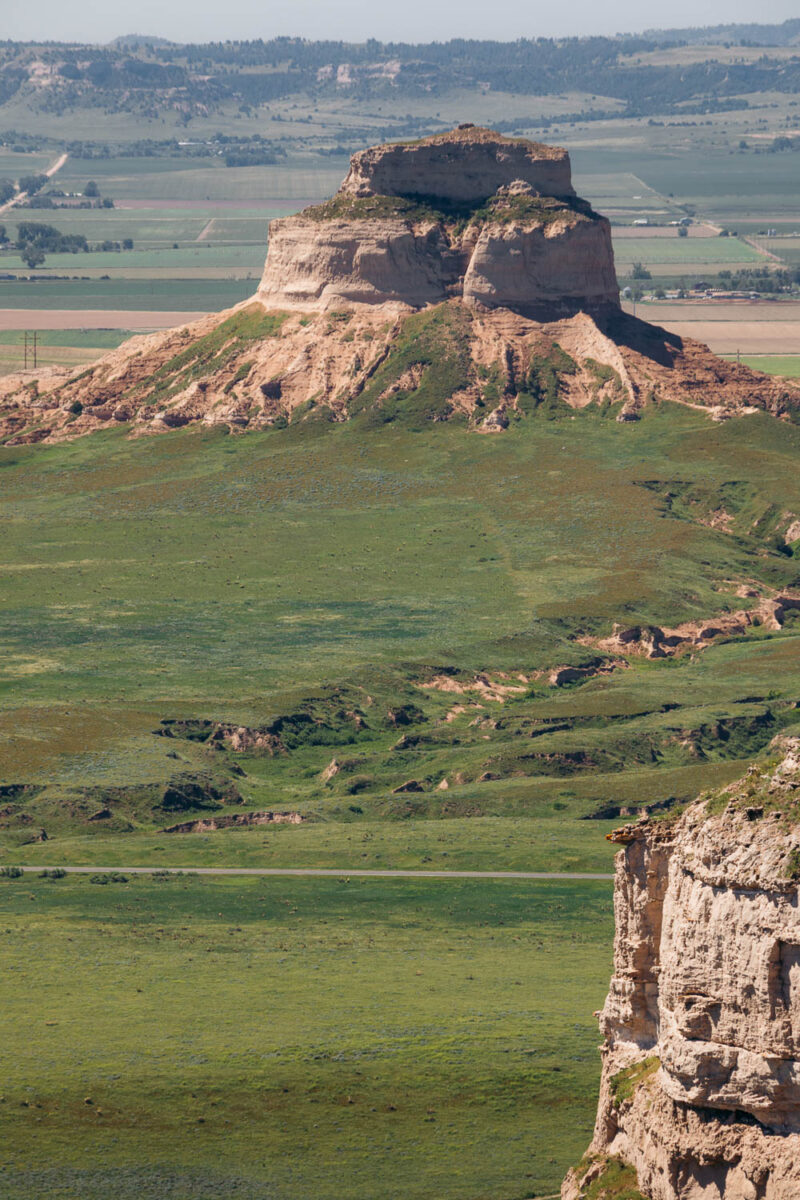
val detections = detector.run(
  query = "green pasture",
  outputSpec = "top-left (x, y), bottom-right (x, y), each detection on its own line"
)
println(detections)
top-left (0, 872), bottom-right (612, 1200)
top-left (769, 238), bottom-right (800, 267)
top-left (0, 330), bottom-right (134, 376)
top-left (573, 172), bottom-right (671, 215)
top-left (0, 150), bottom-right (53, 178)
top-left (4, 211), bottom-right (209, 246)
top-left (722, 354), bottom-right (800, 377)
top-left (0, 330), bottom-right (134, 348)
top-left (55, 159), bottom-right (348, 204)
top-left (611, 235), bottom-right (763, 265)
top-left (3, 408), bottom-right (800, 714)
top-left (572, 146), bottom-right (800, 223)
top-left (3, 208), bottom-right (282, 250)
top-left (0, 278), bottom-right (252, 310)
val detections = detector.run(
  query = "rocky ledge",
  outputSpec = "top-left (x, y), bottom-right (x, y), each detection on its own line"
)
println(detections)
top-left (563, 740), bottom-right (800, 1200)
top-left (0, 126), bottom-right (798, 444)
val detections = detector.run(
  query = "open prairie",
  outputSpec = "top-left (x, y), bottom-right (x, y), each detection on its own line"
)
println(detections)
top-left (0, 871), bottom-right (612, 1200)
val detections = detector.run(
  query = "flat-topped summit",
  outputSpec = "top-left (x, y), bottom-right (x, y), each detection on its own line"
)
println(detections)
top-left (257, 127), bottom-right (615, 316)
top-left (340, 124), bottom-right (575, 203)
top-left (1, 124), bottom-right (799, 443)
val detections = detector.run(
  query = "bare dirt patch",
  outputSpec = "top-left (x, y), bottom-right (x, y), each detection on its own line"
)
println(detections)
top-left (163, 810), bottom-right (306, 833)
top-left (0, 310), bottom-right (207, 332)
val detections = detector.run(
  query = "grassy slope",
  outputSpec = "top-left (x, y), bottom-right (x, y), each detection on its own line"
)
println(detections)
top-left (0, 872), bottom-right (612, 1200)
top-left (2, 403), bottom-right (800, 871)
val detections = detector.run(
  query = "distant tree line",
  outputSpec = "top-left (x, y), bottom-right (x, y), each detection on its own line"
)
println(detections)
top-left (4, 35), bottom-right (800, 124)
top-left (8, 221), bottom-right (134, 268)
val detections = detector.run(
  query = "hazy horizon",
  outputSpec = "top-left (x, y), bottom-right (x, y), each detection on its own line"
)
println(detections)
top-left (5, 0), bottom-right (800, 47)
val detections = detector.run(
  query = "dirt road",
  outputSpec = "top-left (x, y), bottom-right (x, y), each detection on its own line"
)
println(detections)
top-left (0, 151), bottom-right (69, 217)
top-left (8, 865), bottom-right (614, 880)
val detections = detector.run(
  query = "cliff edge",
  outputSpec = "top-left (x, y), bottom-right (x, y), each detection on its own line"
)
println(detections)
top-left (563, 740), bottom-right (800, 1200)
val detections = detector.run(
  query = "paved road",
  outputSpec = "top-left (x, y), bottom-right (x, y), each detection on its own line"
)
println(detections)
top-left (11, 865), bottom-right (614, 880)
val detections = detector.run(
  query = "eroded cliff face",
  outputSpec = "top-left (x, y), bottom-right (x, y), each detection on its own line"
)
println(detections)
top-left (563, 742), bottom-right (800, 1200)
top-left (256, 128), bottom-right (618, 317)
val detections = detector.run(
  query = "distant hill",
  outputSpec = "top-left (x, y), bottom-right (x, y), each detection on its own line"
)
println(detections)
top-left (108, 34), bottom-right (176, 48)
top-left (0, 23), bottom-right (799, 139)
top-left (642, 18), bottom-right (800, 46)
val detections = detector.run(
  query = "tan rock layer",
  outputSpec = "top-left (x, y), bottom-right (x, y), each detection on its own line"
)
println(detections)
top-left (340, 126), bottom-right (574, 203)
top-left (564, 745), bottom-right (800, 1200)
top-left (255, 208), bottom-right (619, 315)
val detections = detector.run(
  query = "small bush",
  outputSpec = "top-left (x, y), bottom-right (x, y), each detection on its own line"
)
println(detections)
top-left (39, 867), bottom-right (66, 879)
top-left (0, 865), bottom-right (23, 879)
top-left (89, 872), bottom-right (128, 885)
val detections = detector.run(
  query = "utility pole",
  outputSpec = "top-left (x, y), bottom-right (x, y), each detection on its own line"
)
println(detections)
top-left (23, 331), bottom-right (37, 369)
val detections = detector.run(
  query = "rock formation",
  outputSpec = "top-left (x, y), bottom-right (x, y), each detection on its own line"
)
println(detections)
top-left (1, 125), bottom-right (798, 444)
top-left (563, 741), bottom-right (800, 1200)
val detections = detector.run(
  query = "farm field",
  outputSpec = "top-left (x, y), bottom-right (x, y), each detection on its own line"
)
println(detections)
top-left (0, 872), bottom-right (612, 1200)
top-left (0, 279), bottom-right (252, 311)
top-left (0, 309), bottom-right (207, 331)
top-left (622, 300), bottom-right (800, 353)
top-left (611, 233), bottom-right (765, 276)
top-left (725, 354), bottom-right (800, 377)
top-left (611, 235), bottom-right (763, 265)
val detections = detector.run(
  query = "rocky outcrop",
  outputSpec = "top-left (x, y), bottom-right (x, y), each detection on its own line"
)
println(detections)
top-left (589, 593), bottom-right (800, 660)
top-left (1, 125), bottom-right (799, 444)
top-left (162, 810), bottom-right (305, 833)
top-left (340, 125), bottom-right (575, 203)
top-left (257, 127), bottom-right (617, 316)
top-left (563, 743), bottom-right (800, 1200)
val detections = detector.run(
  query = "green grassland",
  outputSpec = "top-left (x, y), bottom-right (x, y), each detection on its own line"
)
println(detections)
top-left (6, 244), bottom-right (266, 274)
top-left (723, 355), bottom-right (800, 377)
top-left (0, 872), bottom-right (612, 1200)
top-left (0, 331), bottom-right (137, 377)
top-left (3, 403), bottom-right (800, 870)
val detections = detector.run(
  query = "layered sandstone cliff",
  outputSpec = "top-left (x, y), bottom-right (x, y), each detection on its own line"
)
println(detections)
top-left (0, 126), bottom-right (798, 445)
top-left (256, 126), bottom-right (613, 316)
top-left (563, 742), bottom-right (800, 1200)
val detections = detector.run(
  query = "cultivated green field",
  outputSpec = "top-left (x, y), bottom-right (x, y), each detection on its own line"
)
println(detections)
top-left (0, 278), bottom-right (252, 310)
top-left (611, 235), bottom-right (763, 265)
top-left (723, 354), bottom-right (800, 377)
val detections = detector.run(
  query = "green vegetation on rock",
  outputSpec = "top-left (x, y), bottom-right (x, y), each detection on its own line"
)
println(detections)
top-left (574, 1153), bottom-right (648, 1200)
top-left (610, 1056), bottom-right (660, 1107)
